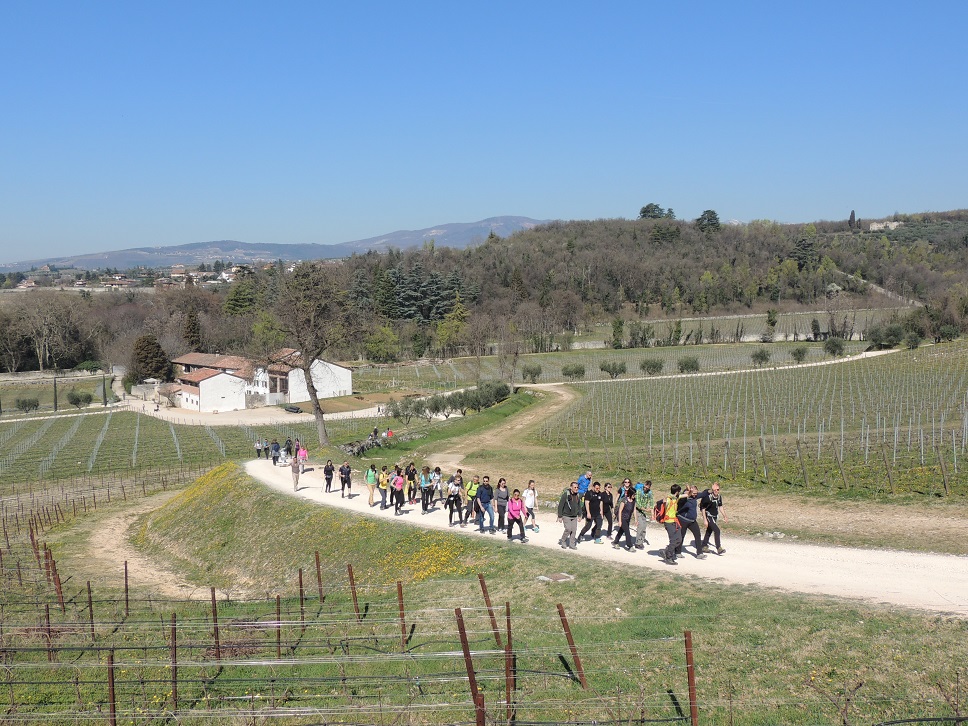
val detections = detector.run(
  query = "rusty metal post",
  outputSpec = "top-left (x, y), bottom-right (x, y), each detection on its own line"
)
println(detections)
top-left (298, 568), bottom-right (306, 631)
top-left (397, 581), bottom-right (406, 652)
top-left (276, 595), bottom-right (282, 659)
top-left (684, 630), bottom-right (699, 726)
top-left (210, 587), bottom-right (221, 661)
top-left (44, 603), bottom-right (53, 662)
top-left (123, 561), bottom-right (129, 618)
top-left (455, 608), bottom-right (484, 726)
top-left (315, 550), bottom-right (324, 602)
top-left (505, 601), bottom-right (512, 723)
top-left (347, 564), bottom-right (361, 622)
top-left (86, 581), bottom-right (95, 642)
top-left (477, 573), bottom-right (503, 649)
top-left (107, 650), bottom-right (117, 726)
top-left (170, 613), bottom-right (178, 713)
top-left (556, 603), bottom-right (587, 689)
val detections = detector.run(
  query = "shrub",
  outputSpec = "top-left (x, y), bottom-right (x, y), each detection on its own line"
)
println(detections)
top-left (751, 348), bottom-right (771, 367)
top-left (521, 363), bottom-right (542, 384)
top-left (790, 346), bottom-right (809, 364)
top-left (677, 356), bottom-right (700, 374)
top-left (640, 358), bottom-right (664, 375)
top-left (599, 361), bottom-right (626, 379)
top-left (73, 360), bottom-right (103, 373)
top-left (67, 389), bottom-right (94, 409)
top-left (561, 363), bottom-right (586, 381)
top-left (15, 397), bottom-right (40, 413)
top-left (903, 332), bottom-right (922, 350)
top-left (823, 337), bottom-right (846, 357)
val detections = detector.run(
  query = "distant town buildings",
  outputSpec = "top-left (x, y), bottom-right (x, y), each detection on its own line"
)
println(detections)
top-left (869, 221), bottom-right (902, 232)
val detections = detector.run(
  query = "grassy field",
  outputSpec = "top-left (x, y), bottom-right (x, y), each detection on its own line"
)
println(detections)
top-left (8, 462), bottom-right (959, 725)
top-left (2, 349), bottom-right (967, 724)
top-left (0, 374), bottom-right (113, 414)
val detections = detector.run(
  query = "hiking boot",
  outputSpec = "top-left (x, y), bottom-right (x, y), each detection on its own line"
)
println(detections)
top-left (568, 544), bottom-right (577, 550)
top-left (612, 543), bottom-right (620, 549)
top-left (662, 557), bottom-right (678, 566)
top-left (717, 547), bottom-right (726, 555)
top-left (695, 553), bottom-right (707, 560)
top-left (522, 538), bottom-right (529, 543)
top-left (635, 544), bottom-right (645, 550)
top-left (624, 546), bottom-right (635, 552)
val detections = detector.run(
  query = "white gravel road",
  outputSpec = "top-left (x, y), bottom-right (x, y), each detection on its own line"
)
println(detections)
top-left (245, 460), bottom-right (968, 617)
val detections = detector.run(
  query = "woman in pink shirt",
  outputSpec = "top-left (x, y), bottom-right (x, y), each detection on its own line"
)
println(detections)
top-left (506, 489), bottom-right (528, 543)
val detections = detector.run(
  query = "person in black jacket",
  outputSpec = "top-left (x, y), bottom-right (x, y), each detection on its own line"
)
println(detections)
top-left (338, 461), bottom-right (352, 498)
top-left (676, 486), bottom-right (707, 559)
top-left (699, 483), bottom-right (727, 554)
top-left (557, 482), bottom-right (582, 550)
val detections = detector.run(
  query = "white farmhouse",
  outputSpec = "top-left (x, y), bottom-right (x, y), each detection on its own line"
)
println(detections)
top-left (265, 348), bottom-right (353, 405)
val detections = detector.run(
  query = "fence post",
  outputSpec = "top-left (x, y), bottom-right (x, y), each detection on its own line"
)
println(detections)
top-left (315, 550), bottom-right (324, 602)
top-left (170, 613), bottom-right (178, 713)
top-left (123, 561), bottom-right (129, 618)
top-left (455, 608), bottom-right (485, 726)
top-left (397, 581), bottom-right (406, 652)
top-left (478, 573), bottom-right (503, 649)
top-left (298, 568), bottom-right (306, 631)
top-left (880, 443), bottom-right (896, 495)
top-left (276, 595), bottom-right (282, 659)
top-left (86, 581), bottom-right (95, 642)
top-left (556, 603), bottom-right (587, 689)
top-left (210, 587), bottom-right (221, 661)
top-left (684, 630), bottom-right (699, 726)
top-left (45, 603), bottom-right (53, 662)
top-left (347, 564), bottom-right (361, 622)
top-left (107, 650), bottom-right (117, 726)
top-left (505, 601), bottom-right (513, 723)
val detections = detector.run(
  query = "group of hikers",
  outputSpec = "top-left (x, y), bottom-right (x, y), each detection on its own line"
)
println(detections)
top-left (257, 441), bottom-right (728, 560)
top-left (556, 471), bottom-right (726, 565)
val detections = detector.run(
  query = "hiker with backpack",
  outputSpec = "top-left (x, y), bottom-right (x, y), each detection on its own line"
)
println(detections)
top-left (677, 486), bottom-right (707, 559)
top-left (656, 484), bottom-right (682, 566)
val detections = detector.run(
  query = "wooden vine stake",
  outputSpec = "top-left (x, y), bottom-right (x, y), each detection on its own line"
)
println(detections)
top-left (169, 614), bottom-right (178, 713)
top-left (210, 587), bottom-right (221, 661)
top-left (759, 436), bottom-right (770, 485)
top-left (455, 608), bottom-right (485, 726)
top-left (684, 630), bottom-right (699, 726)
top-left (397, 581), bottom-right (407, 652)
top-left (796, 439), bottom-right (810, 488)
top-left (833, 442), bottom-right (849, 491)
top-left (880, 443), bottom-right (896, 495)
top-left (935, 445), bottom-right (951, 496)
top-left (556, 603), bottom-right (587, 689)
top-left (478, 573), bottom-right (503, 649)
top-left (347, 563), bottom-right (361, 622)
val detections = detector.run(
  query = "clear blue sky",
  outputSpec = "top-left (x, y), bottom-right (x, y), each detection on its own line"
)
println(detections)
top-left (2, 1), bottom-right (966, 259)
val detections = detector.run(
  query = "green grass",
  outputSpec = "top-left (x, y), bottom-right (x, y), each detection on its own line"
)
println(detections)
top-left (0, 375), bottom-right (113, 413)
top-left (20, 462), bottom-right (965, 725)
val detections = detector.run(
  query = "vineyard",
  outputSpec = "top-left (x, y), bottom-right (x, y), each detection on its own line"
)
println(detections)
top-left (352, 340), bottom-right (869, 394)
top-left (0, 411), bottom-right (380, 489)
top-left (536, 341), bottom-right (968, 498)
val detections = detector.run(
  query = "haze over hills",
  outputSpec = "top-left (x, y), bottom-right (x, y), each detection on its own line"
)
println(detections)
top-left (0, 216), bottom-right (546, 272)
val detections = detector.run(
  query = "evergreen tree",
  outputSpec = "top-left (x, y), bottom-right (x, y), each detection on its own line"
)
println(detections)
top-left (223, 280), bottom-right (257, 315)
top-left (130, 334), bottom-right (173, 382)
top-left (398, 262), bottom-right (426, 321)
top-left (183, 308), bottom-right (202, 351)
top-left (696, 209), bottom-right (721, 234)
top-left (848, 210), bottom-right (856, 229)
top-left (375, 268), bottom-right (401, 319)
top-left (349, 269), bottom-right (373, 312)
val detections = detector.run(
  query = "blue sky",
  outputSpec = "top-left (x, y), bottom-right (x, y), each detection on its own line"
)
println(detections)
top-left (1, 1), bottom-right (966, 259)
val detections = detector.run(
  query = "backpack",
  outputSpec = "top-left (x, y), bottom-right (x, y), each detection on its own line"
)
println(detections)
top-left (653, 499), bottom-right (667, 522)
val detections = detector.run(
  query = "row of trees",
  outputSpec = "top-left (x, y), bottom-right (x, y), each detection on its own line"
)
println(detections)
top-left (384, 381), bottom-right (511, 424)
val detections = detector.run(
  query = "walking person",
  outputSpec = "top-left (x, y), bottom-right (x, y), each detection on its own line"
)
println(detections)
top-left (699, 482), bottom-right (727, 554)
top-left (557, 482), bottom-right (582, 550)
top-left (677, 486), bottom-right (707, 559)
top-left (523, 480), bottom-right (539, 532)
top-left (506, 489), bottom-right (528, 542)
top-left (658, 484), bottom-right (682, 566)
top-left (432, 466), bottom-right (443, 504)
top-left (420, 466), bottom-right (433, 514)
top-left (494, 478), bottom-right (510, 531)
top-left (634, 480), bottom-right (655, 549)
top-left (378, 465), bottom-right (390, 509)
top-left (391, 466), bottom-right (406, 515)
top-left (365, 464), bottom-right (378, 507)
top-left (578, 481), bottom-right (605, 543)
top-left (270, 439), bottom-right (281, 466)
top-left (446, 474), bottom-right (464, 526)
top-left (284, 437), bottom-right (293, 458)
top-left (254, 438), bottom-right (263, 459)
top-left (323, 459), bottom-right (335, 493)
top-left (612, 486), bottom-right (638, 551)
top-left (463, 476), bottom-right (480, 526)
top-left (405, 462), bottom-right (418, 505)
top-left (291, 455), bottom-right (301, 491)
top-left (339, 461), bottom-right (352, 498)
top-left (475, 476), bottom-right (496, 533)
top-left (601, 482), bottom-right (614, 538)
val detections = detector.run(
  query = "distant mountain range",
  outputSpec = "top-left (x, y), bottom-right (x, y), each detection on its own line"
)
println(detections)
top-left (0, 216), bottom-right (547, 272)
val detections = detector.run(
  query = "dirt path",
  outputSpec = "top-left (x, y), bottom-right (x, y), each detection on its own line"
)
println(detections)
top-left (68, 492), bottom-right (207, 600)
top-left (430, 387), bottom-right (577, 472)
top-left (246, 459), bottom-right (968, 617)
